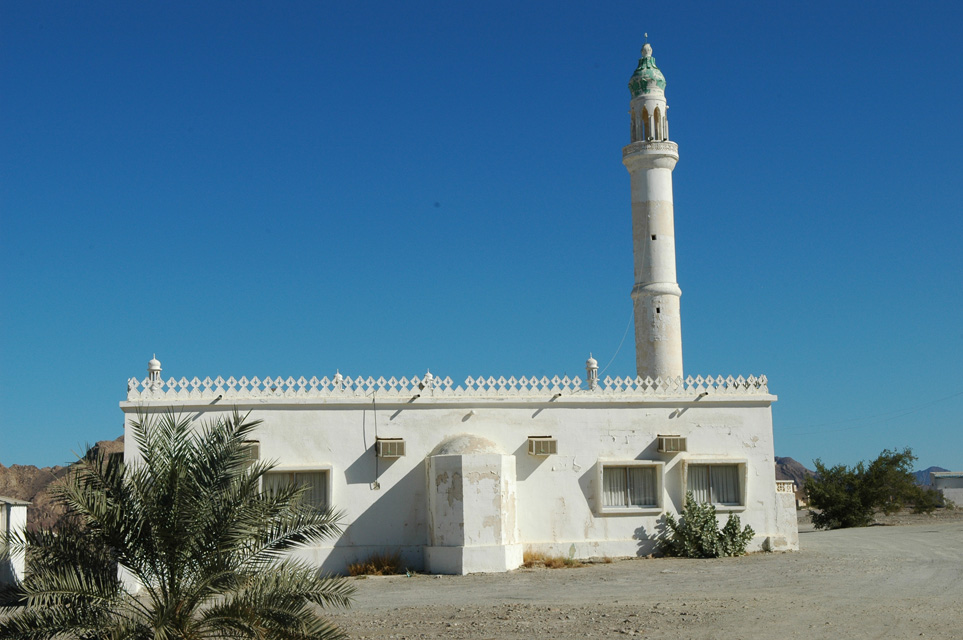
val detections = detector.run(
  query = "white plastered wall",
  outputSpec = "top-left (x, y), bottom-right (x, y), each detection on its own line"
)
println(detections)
top-left (121, 394), bottom-right (796, 574)
top-left (932, 475), bottom-right (963, 505)
top-left (0, 500), bottom-right (28, 585)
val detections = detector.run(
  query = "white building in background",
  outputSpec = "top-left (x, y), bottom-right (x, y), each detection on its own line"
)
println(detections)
top-left (930, 472), bottom-right (963, 505)
top-left (122, 42), bottom-right (798, 575)
top-left (0, 496), bottom-right (29, 586)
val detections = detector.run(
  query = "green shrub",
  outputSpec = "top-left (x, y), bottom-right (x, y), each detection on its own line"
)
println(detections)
top-left (805, 447), bottom-right (939, 530)
top-left (805, 460), bottom-right (875, 529)
top-left (659, 491), bottom-right (754, 558)
top-left (911, 486), bottom-right (948, 513)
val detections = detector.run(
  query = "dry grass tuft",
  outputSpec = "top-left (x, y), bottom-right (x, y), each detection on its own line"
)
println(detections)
top-left (522, 549), bottom-right (548, 567)
top-left (348, 550), bottom-right (404, 576)
top-left (523, 549), bottom-right (585, 569)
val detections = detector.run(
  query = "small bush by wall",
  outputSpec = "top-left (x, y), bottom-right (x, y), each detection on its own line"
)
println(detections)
top-left (348, 550), bottom-right (404, 576)
top-left (659, 492), bottom-right (754, 558)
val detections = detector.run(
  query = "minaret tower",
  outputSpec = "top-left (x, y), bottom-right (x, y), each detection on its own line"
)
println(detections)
top-left (623, 40), bottom-right (683, 380)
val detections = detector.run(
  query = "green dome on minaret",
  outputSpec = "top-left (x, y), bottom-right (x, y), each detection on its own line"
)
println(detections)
top-left (629, 42), bottom-right (666, 97)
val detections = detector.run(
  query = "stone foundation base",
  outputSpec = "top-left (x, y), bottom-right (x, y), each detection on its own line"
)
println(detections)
top-left (425, 544), bottom-right (523, 575)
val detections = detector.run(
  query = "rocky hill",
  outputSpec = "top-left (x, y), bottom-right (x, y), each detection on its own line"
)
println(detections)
top-left (915, 466), bottom-right (949, 486)
top-left (0, 435), bottom-right (124, 531)
top-left (774, 456), bottom-right (815, 487)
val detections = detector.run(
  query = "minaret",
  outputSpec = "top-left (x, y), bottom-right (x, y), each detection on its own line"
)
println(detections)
top-left (623, 40), bottom-right (683, 380)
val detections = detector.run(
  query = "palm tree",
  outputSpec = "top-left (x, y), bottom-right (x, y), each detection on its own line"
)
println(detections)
top-left (0, 410), bottom-right (354, 639)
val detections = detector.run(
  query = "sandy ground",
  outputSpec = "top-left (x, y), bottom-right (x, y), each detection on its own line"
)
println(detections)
top-left (326, 510), bottom-right (963, 640)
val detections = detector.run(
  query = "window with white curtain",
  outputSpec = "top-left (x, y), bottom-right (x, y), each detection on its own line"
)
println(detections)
top-left (686, 464), bottom-right (742, 506)
top-left (263, 470), bottom-right (329, 510)
top-left (598, 461), bottom-right (663, 513)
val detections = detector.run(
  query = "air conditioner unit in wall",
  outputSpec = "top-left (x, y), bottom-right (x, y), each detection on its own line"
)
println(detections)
top-left (657, 435), bottom-right (687, 453)
top-left (528, 436), bottom-right (557, 456)
top-left (376, 438), bottom-right (406, 458)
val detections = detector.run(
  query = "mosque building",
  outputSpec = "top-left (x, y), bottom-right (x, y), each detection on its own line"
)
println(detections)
top-left (123, 41), bottom-right (799, 575)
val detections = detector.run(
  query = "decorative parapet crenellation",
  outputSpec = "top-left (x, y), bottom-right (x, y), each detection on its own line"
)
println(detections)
top-left (125, 373), bottom-right (770, 402)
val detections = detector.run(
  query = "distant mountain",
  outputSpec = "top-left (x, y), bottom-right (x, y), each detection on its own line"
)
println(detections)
top-left (0, 435), bottom-right (124, 531)
top-left (915, 466), bottom-right (949, 486)
top-left (774, 456), bottom-right (815, 488)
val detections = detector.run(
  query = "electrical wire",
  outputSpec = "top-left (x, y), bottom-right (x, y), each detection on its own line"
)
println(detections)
top-left (781, 389), bottom-right (963, 435)
top-left (599, 191), bottom-right (649, 377)
top-left (599, 307), bottom-right (634, 376)
top-left (371, 392), bottom-right (379, 480)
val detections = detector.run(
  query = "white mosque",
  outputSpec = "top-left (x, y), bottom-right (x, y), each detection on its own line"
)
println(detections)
top-left (123, 41), bottom-right (799, 575)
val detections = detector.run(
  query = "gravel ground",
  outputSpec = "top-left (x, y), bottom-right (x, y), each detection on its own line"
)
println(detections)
top-left (326, 509), bottom-right (963, 640)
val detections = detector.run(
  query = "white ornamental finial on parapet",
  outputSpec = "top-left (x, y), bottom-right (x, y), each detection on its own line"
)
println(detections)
top-left (586, 353), bottom-right (599, 390)
top-left (333, 369), bottom-right (344, 391)
top-left (148, 354), bottom-right (162, 386)
top-left (422, 369), bottom-right (434, 391)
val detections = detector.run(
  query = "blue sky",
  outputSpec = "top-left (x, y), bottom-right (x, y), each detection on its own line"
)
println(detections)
top-left (2, 1), bottom-right (961, 471)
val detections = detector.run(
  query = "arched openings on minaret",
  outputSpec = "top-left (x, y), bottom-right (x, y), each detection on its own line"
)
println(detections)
top-left (631, 104), bottom-right (670, 143)
top-left (652, 107), bottom-right (669, 141)
top-left (632, 106), bottom-right (651, 143)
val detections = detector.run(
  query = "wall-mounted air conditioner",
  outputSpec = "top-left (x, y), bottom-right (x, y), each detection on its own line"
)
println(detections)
top-left (528, 436), bottom-right (557, 456)
top-left (657, 435), bottom-right (687, 453)
top-left (376, 438), bottom-right (406, 458)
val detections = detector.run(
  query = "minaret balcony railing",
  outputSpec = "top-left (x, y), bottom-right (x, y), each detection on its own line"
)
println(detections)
top-left (622, 140), bottom-right (678, 159)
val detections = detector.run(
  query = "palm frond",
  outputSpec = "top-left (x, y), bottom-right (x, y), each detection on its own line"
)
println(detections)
top-left (7, 406), bottom-right (353, 639)
top-left (199, 562), bottom-right (354, 640)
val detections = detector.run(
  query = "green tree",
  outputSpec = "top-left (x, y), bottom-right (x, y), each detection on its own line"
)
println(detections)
top-left (805, 447), bottom-right (940, 530)
top-left (659, 492), bottom-right (754, 558)
top-left (0, 410), bottom-right (354, 639)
